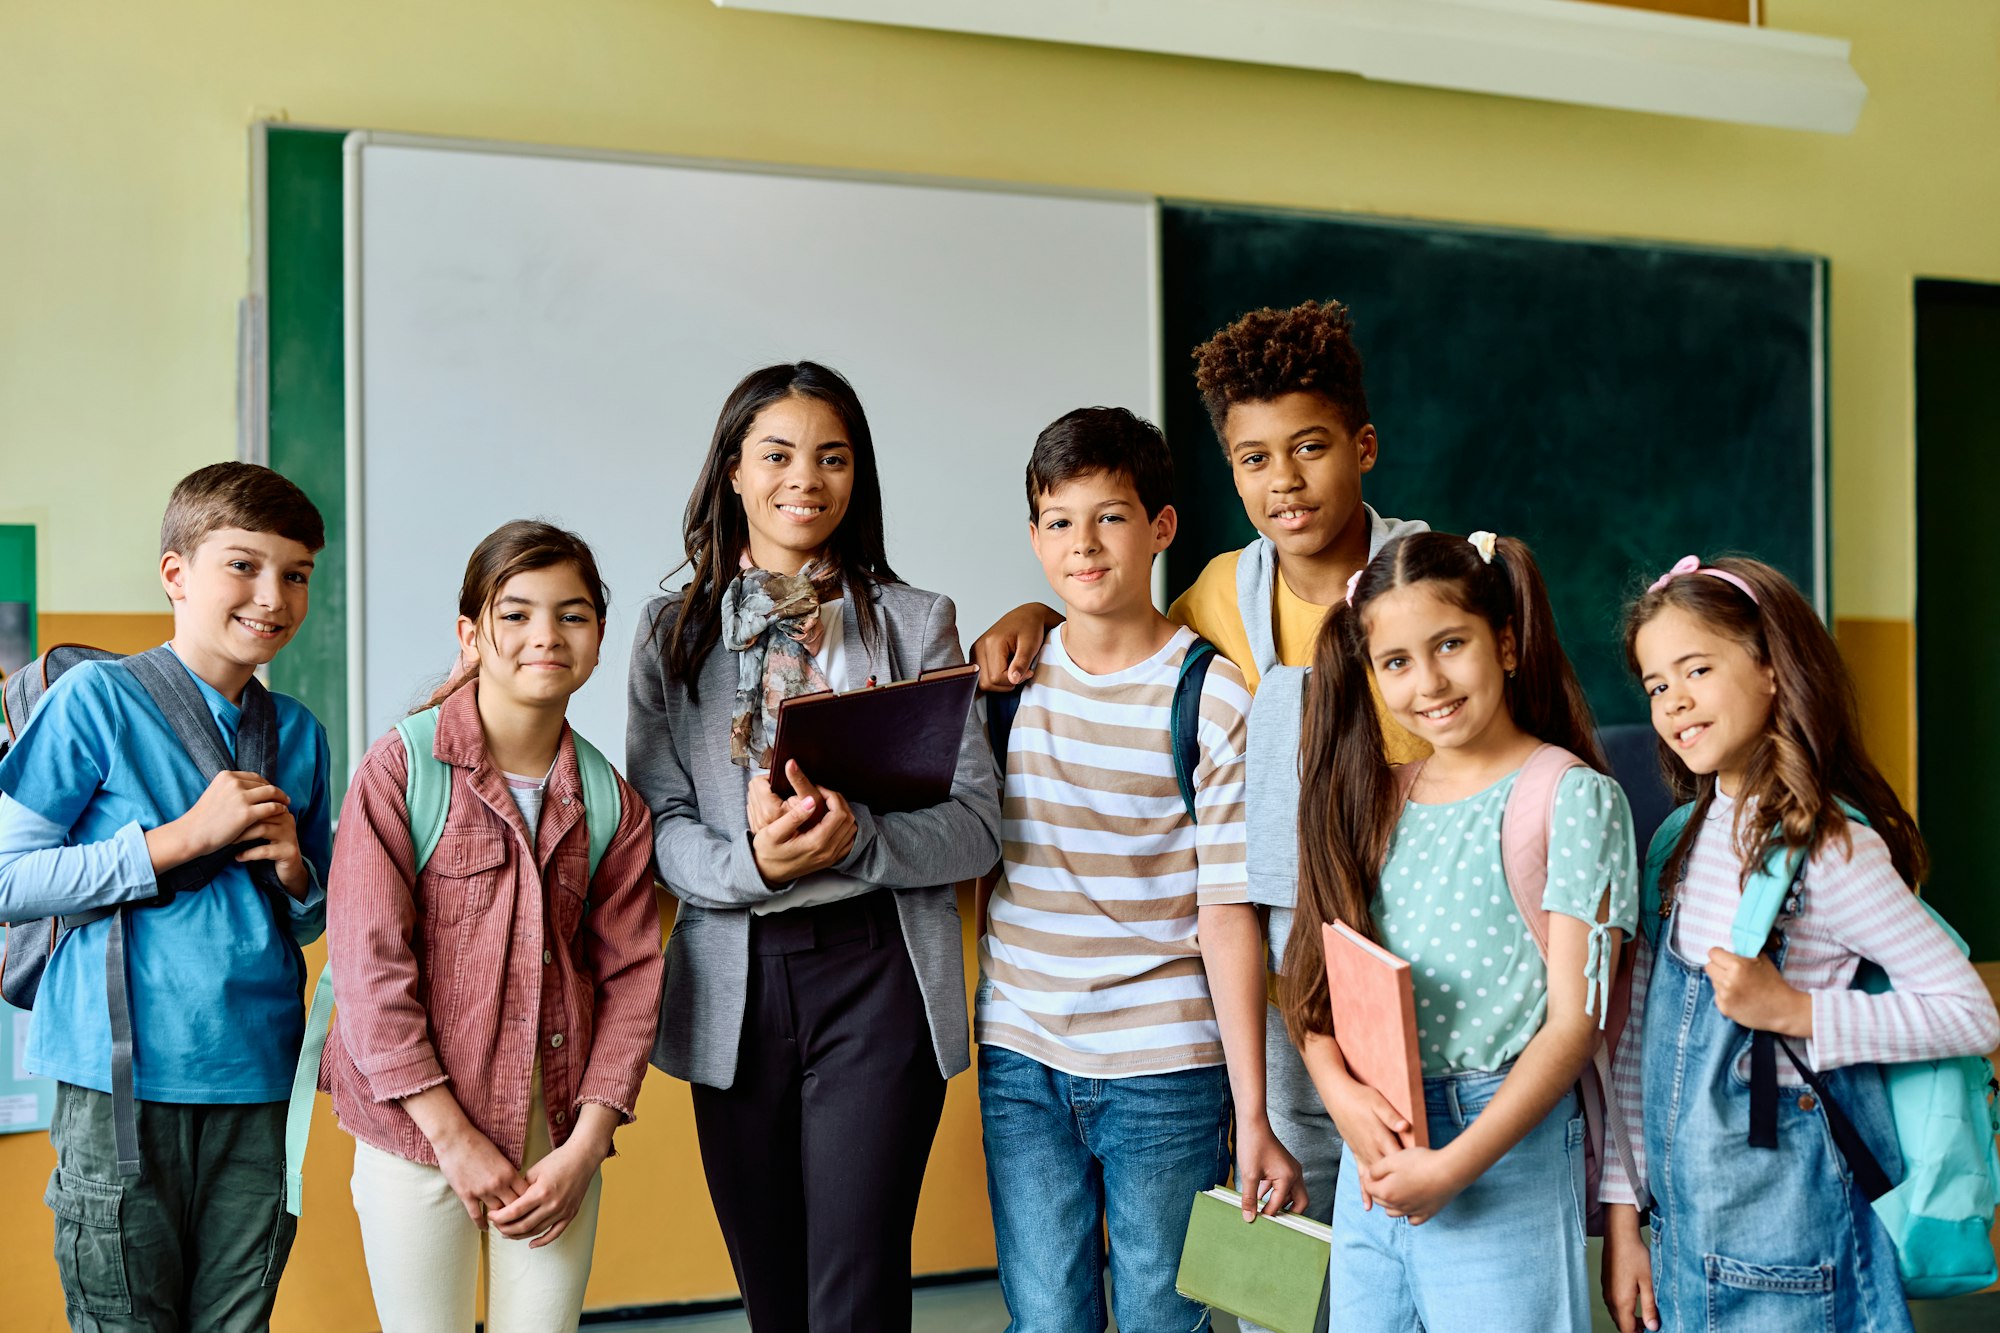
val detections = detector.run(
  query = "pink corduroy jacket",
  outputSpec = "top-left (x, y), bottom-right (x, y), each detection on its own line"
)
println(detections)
top-left (322, 682), bottom-right (664, 1165)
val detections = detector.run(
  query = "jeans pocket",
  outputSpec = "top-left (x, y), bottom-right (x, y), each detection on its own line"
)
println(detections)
top-left (45, 1168), bottom-right (132, 1316)
top-left (1562, 1113), bottom-right (1587, 1241)
top-left (1702, 1253), bottom-right (1835, 1333)
top-left (261, 1186), bottom-right (299, 1288)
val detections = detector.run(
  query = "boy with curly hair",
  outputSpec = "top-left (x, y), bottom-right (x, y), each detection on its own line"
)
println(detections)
top-left (974, 299), bottom-right (1427, 1333)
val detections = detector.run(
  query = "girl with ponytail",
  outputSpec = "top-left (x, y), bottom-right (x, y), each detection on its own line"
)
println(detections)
top-left (1279, 529), bottom-right (1636, 1333)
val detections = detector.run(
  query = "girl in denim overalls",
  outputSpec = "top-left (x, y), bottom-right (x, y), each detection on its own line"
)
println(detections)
top-left (1278, 530), bottom-right (1637, 1333)
top-left (1600, 556), bottom-right (1999, 1333)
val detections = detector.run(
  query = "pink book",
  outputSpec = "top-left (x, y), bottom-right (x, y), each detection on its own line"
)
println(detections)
top-left (1321, 921), bottom-right (1428, 1149)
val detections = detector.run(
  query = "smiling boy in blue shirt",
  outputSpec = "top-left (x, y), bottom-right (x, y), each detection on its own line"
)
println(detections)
top-left (0, 462), bottom-right (332, 1331)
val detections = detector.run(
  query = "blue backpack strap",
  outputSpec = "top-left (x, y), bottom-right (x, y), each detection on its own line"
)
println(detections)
top-left (1733, 845), bottom-right (1806, 959)
top-left (1731, 801), bottom-right (1868, 959)
top-left (986, 686), bottom-right (1023, 776)
top-left (394, 708), bottom-right (451, 875)
top-left (569, 729), bottom-right (621, 881)
top-left (1170, 639), bottom-right (1217, 825)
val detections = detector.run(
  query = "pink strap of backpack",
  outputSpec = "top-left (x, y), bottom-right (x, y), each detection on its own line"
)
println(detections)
top-left (1397, 744), bottom-right (1591, 963)
top-left (1393, 743), bottom-right (1633, 1034)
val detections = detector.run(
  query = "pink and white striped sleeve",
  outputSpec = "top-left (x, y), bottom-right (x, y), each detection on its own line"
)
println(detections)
top-left (1596, 930), bottom-right (1653, 1207)
top-left (1806, 826), bottom-right (2000, 1072)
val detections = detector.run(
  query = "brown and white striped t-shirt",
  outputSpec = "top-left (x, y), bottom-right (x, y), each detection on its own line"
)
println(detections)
top-left (976, 625), bottom-right (1251, 1078)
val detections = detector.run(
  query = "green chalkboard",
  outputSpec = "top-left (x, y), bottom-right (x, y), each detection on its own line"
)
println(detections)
top-left (263, 126), bottom-right (350, 779)
top-left (1160, 204), bottom-right (1825, 727)
top-left (1916, 279), bottom-right (2000, 960)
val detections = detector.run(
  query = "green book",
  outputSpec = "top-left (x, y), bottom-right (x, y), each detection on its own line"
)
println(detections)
top-left (1175, 1186), bottom-right (1332, 1333)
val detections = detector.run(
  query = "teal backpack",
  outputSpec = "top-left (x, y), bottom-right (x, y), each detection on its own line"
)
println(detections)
top-left (280, 708), bottom-right (622, 1215)
top-left (1642, 803), bottom-right (2000, 1299)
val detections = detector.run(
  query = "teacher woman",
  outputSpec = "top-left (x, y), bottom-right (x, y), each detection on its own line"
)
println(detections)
top-left (626, 361), bottom-right (1000, 1330)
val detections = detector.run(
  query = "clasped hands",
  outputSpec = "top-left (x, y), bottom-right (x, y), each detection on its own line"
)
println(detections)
top-left (1326, 1079), bottom-right (1468, 1226)
top-left (747, 759), bottom-right (858, 885)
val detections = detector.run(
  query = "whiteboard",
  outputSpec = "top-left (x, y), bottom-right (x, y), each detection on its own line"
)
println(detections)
top-left (345, 133), bottom-right (1159, 772)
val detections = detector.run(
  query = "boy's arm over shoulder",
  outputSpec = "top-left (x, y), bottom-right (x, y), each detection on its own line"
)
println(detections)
top-left (834, 589), bottom-right (1002, 888)
top-left (0, 662), bottom-right (160, 919)
top-left (1169, 551), bottom-right (1260, 691)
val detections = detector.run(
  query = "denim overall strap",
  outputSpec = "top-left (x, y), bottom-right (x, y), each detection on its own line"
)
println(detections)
top-left (1642, 902), bottom-right (1910, 1332)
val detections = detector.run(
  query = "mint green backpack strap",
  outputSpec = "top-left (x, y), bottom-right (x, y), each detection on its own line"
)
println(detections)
top-left (284, 707), bottom-right (453, 1217)
top-left (570, 729), bottom-right (621, 880)
top-left (1640, 803), bottom-right (1696, 949)
top-left (1730, 800), bottom-right (1870, 958)
top-left (395, 707), bottom-right (451, 874)
top-left (284, 958), bottom-right (335, 1216)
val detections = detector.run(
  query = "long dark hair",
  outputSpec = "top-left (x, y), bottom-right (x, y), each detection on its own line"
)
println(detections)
top-left (1623, 555), bottom-right (1925, 899)
top-left (1280, 531), bottom-right (1606, 1043)
top-left (655, 362), bottom-right (899, 694)
top-left (418, 520), bottom-right (609, 713)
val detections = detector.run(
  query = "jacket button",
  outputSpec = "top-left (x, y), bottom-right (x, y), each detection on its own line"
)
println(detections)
top-left (543, 949), bottom-right (552, 966)
top-left (1798, 1093), bottom-right (1817, 1111)
top-left (554, 1110), bottom-right (567, 1125)
top-left (561, 795), bottom-right (572, 806)
top-left (550, 1032), bottom-right (565, 1049)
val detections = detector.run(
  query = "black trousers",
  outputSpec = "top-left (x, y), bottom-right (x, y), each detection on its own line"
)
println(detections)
top-left (691, 891), bottom-right (949, 1332)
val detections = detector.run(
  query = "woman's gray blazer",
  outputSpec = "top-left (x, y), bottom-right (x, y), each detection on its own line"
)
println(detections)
top-left (626, 579), bottom-right (1002, 1089)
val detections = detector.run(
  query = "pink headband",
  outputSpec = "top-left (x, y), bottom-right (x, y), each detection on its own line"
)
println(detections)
top-left (1649, 555), bottom-right (1758, 604)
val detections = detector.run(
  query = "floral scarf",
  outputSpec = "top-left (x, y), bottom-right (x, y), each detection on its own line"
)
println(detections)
top-left (722, 554), bottom-right (842, 768)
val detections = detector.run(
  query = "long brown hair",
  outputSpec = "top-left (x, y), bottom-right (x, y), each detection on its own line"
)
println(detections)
top-left (1622, 555), bottom-right (1925, 900)
top-left (1280, 531), bottom-right (1606, 1043)
top-left (654, 362), bottom-right (899, 695)
top-left (416, 520), bottom-right (609, 713)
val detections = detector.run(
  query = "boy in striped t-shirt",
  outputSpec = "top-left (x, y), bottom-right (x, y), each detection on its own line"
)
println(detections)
top-left (974, 407), bottom-right (1295, 1332)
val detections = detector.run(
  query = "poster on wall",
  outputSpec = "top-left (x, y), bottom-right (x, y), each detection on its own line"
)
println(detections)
top-left (0, 929), bottom-right (56, 1135)
top-left (0, 523), bottom-right (34, 675)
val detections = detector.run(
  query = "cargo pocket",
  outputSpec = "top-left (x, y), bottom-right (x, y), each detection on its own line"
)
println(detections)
top-left (1703, 1252), bottom-right (1835, 1333)
top-left (45, 1168), bottom-right (131, 1317)
top-left (260, 1186), bottom-right (298, 1287)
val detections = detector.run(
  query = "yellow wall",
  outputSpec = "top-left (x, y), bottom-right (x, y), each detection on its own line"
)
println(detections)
top-left (6, 0), bottom-right (1998, 1326)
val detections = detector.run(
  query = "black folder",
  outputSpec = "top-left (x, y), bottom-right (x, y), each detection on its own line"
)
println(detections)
top-left (768, 663), bottom-right (980, 813)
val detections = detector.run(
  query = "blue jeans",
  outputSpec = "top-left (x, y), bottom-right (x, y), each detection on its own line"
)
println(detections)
top-left (1329, 1067), bottom-right (1590, 1333)
top-left (979, 1044), bottom-right (1231, 1333)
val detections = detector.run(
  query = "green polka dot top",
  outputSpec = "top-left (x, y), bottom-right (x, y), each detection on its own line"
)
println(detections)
top-left (1374, 766), bottom-right (1637, 1077)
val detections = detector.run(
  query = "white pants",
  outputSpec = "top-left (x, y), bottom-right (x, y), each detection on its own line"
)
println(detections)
top-left (351, 1068), bottom-right (603, 1333)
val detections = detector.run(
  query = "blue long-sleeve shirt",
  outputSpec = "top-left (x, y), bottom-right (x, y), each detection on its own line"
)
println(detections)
top-left (0, 647), bottom-right (331, 1102)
